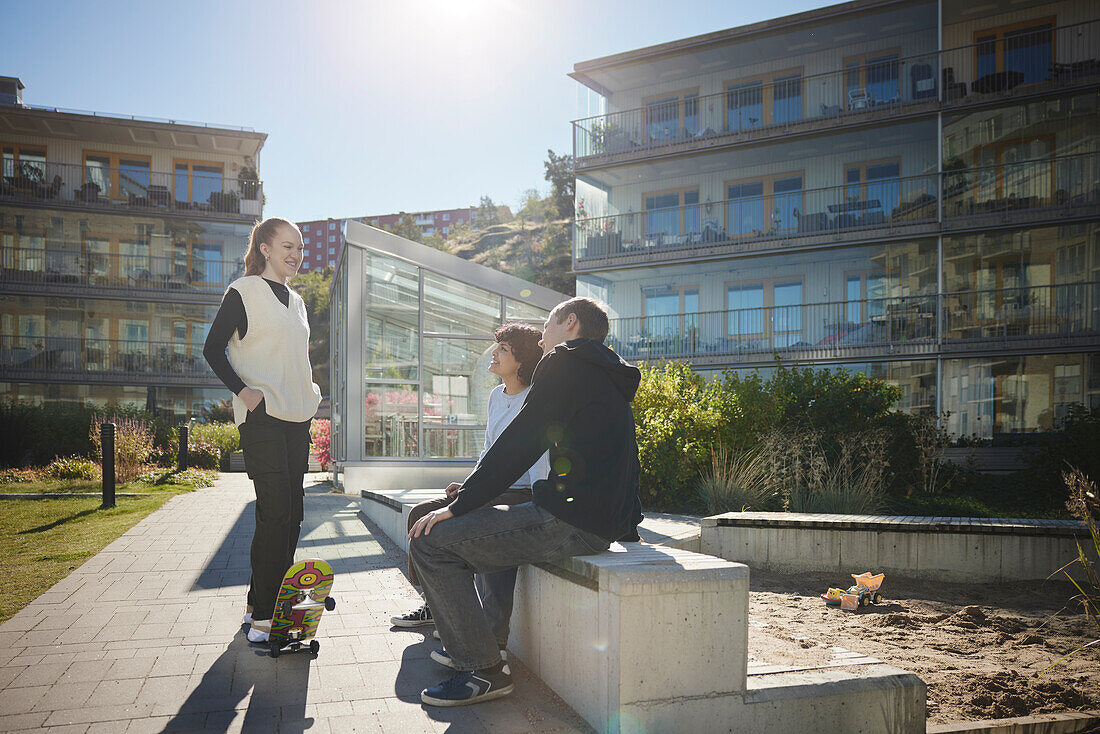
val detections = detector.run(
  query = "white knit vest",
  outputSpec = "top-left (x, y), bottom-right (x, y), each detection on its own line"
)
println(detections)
top-left (225, 276), bottom-right (321, 426)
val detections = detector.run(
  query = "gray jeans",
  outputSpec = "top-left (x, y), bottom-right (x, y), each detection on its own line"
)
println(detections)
top-left (409, 501), bottom-right (609, 671)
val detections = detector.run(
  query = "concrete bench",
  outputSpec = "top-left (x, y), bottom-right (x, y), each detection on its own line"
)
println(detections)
top-left (941, 446), bottom-right (1033, 474)
top-left (702, 512), bottom-right (1095, 583)
top-left (360, 489), bottom-right (925, 733)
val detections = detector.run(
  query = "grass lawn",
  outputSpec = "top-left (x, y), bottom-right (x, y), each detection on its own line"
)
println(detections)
top-left (0, 469), bottom-right (217, 624)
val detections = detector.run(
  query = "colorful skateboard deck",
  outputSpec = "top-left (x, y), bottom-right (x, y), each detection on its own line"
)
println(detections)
top-left (269, 558), bottom-right (335, 657)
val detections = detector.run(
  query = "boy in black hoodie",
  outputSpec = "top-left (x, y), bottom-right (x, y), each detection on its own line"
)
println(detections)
top-left (409, 297), bottom-right (642, 707)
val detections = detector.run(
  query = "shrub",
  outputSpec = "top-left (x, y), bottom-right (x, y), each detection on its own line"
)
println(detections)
top-left (45, 456), bottom-right (100, 480)
top-left (191, 422), bottom-right (239, 467)
top-left (186, 433), bottom-right (221, 470)
top-left (1024, 406), bottom-right (1100, 510)
top-left (765, 429), bottom-right (888, 515)
top-left (695, 447), bottom-right (776, 514)
top-left (311, 419), bottom-right (331, 469)
top-left (0, 402), bottom-right (98, 467)
top-left (0, 467), bottom-right (42, 483)
top-left (89, 414), bottom-right (154, 482)
top-left (633, 362), bottom-right (728, 509)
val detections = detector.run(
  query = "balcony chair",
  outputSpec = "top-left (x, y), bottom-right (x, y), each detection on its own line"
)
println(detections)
top-left (847, 89), bottom-right (870, 110)
top-left (942, 67), bottom-right (967, 100)
top-left (910, 63), bottom-right (937, 100)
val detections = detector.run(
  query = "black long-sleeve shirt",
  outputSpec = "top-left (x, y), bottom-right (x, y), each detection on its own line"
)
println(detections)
top-left (203, 278), bottom-right (290, 395)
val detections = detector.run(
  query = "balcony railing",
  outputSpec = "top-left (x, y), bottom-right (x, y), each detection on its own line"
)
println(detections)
top-left (0, 337), bottom-right (215, 378)
top-left (0, 247), bottom-right (245, 295)
top-left (574, 172), bottom-right (939, 261)
top-left (943, 282), bottom-right (1099, 343)
top-left (606, 283), bottom-right (1098, 363)
top-left (0, 159), bottom-right (263, 219)
top-left (943, 152), bottom-right (1100, 223)
top-left (940, 19), bottom-right (1100, 105)
top-left (573, 19), bottom-right (1100, 163)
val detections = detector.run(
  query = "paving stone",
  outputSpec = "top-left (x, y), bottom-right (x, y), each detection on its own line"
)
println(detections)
top-left (1, 474), bottom-right (589, 734)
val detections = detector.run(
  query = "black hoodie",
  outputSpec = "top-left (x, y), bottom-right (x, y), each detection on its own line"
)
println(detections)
top-left (447, 338), bottom-right (643, 541)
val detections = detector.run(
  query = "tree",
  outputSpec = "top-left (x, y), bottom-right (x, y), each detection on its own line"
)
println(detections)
top-left (387, 212), bottom-right (422, 242)
top-left (475, 195), bottom-right (500, 228)
top-left (544, 149), bottom-right (575, 220)
top-left (291, 268), bottom-right (332, 396)
top-left (516, 188), bottom-right (546, 227)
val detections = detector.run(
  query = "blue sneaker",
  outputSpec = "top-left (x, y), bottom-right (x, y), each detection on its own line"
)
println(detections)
top-left (420, 664), bottom-right (514, 706)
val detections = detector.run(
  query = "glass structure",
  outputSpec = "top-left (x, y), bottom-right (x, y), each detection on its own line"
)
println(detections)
top-left (330, 221), bottom-right (565, 470)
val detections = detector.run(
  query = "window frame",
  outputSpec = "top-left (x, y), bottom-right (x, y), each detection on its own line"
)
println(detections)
top-left (642, 185), bottom-right (700, 237)
top-left (973, 17), bottom-right (1056, 85)
top-left (172, 158), bottom-right (225, 205)
top-left (641, 284), bottom-right (700, 335)
top-left (1, 143), bottom-right (48, 188)
top-left (974, 135), bottom-right (1055, 200)
top-left (82, 151), bottom-right (152, 201)
top-left (724, 276), bottom-right (805, 340)
top-left (723, 171), bottom-right (805, 236)
top-left (842, 49), bottom-right (901, 108)
top-left (723, 67), bottom-right (804, 129)
top-left (641, 87), bottom-right (701, 141)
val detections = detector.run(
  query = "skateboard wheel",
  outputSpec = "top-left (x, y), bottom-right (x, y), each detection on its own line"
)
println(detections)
top-left (281, 600), bottom-right (294, 617)
top-left (325, 597), bottom-right (336, 611)
top-left (310, 640), bottom-right (320, 654)
top-left (270, 641), bottom-right (281, 658)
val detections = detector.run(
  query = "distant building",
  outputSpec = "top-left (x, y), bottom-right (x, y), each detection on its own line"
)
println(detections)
top-left (296, 207), bottom-right (481, 275)
top-left (0, 75), bottom-right (266, 418)
top-left (570, 0), bottom-right (1100, 440)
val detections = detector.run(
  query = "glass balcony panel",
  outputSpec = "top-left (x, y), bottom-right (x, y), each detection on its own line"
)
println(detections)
top-left (424, 427), bottom-right (486, 459)
top-left (505, 299), bottom-right (549, 322)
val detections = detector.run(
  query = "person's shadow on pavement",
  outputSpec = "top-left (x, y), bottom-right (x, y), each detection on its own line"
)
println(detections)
top-left (160, 626), bottom-right (313, 732)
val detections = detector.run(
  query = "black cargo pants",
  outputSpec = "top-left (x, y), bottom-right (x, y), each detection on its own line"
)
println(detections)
top-left (239, 400), bottom-right (312, 621)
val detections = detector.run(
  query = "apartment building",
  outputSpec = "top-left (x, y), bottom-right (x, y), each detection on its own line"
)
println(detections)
top-left (570, 0), bottom-right (1100, 440)
top-left (0, 77), bottom-right (266, 418)
top-left (296, 208), bottom-right (479, 275)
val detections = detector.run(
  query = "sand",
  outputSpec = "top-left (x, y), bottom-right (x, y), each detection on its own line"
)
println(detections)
top-left (746, 569), bottom-right (1100, 725)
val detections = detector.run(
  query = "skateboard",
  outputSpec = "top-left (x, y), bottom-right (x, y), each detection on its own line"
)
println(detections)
top-left (269, 558), bottom-right (336, 657)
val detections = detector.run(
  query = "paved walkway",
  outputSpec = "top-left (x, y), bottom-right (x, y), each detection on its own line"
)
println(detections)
top-left (0, 474), bottom-right (591, 733)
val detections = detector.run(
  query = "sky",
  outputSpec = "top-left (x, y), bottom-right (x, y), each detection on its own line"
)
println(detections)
top-left (1, 0), bottom-right (832, 223)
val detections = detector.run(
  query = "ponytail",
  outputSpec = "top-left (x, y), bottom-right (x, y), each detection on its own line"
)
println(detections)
top-left (244, 217), bottom-right (298, 276)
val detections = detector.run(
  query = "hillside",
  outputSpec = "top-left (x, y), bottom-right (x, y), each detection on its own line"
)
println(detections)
top-left (442, 217), bottom-right (575, 297)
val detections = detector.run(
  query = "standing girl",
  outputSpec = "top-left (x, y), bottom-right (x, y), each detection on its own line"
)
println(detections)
top-left (203, 217), bottom-right (321, 643)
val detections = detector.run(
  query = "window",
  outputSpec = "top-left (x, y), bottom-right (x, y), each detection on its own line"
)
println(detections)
top-left (846, 272), bottom-right (888, 323)
top-left (328, 259), bottom-right (335, 267)
top-left (725, 69), bottom-right (802, 130)
top-left (303, 249), bottom-right (310, 257)
top-left (329, 235), bottom-right (335, 243)
top-left (844, 160), bottom-right (900, 219)
top-left (727, 279), bottom-right (804, 346)
top-left (643, 285), bottom-right (699, 336)
top-left (643, 89), bottom-right (699, 142)
top-left (83, 152), bottom-right (150, 200)
top-left (644, 188), bottom-right (699, 237)
top-left (442, 213), bottom-right (450, 221)
top-left (304, 237), bottom-right (310, 244)
top-left (975, 20), bottom-right (1054, 86)
top-left (442, 227), bottom-right (449, 234)
top-left (174, 160), bottom-right (224, 204)
top-left (329, 247), bottom-right (335, 254)
top-left (1, 144), bottom-right (46, 184)
top-left (726, 173), bottom-right (803, 235)
top-left (457, 218), bottom-right (463, 225)
top-left (192, 242), bottom-right (224, 284)
top-left (844, 51), bottom-right (900, 108)
top-left (976, 137), bottom-right (1053, 202)
top-left (329, 222), bottom-right (336, 230)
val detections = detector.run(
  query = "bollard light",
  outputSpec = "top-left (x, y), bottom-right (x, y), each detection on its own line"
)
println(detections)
top-left (101, 422), bottom-right (116, 509)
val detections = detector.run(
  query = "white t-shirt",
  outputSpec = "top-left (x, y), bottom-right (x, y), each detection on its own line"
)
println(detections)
top-left (477, 383), bottom-right (551, 489)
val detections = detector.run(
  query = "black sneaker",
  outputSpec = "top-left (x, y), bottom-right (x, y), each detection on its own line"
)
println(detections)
top-left (430, 646), bottom-right (507, 669)
top-left (391, 604), bottom-right (433, 628)
top-left (420, 663), bottom-right (514, 707)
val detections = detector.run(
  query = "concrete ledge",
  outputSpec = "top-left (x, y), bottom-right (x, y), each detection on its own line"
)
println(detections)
top-left (928, 710), bottom-right (1100, 734)
top-left (702, 512), bottom-right (1095, 582)
top-left (359, 488), bottom-right (925, 733)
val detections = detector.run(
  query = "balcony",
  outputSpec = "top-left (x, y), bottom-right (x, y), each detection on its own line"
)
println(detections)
top-left (0, 336), bottom-right (217, 384)
top-left (606, 283), bottom-right (1098, 367)
top-left (0, 247), bottom-right (244, 300)
top-left (942, 282), bottom-right (1100, 352)
top-left (574, 173), bottom-right (939, 269)
top-left (573, 19), bottom-right (1100, 169)
top-left (0, 159), bottom-right (263, 220)
top-left (943, 152), bottom-right (1100, 231)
